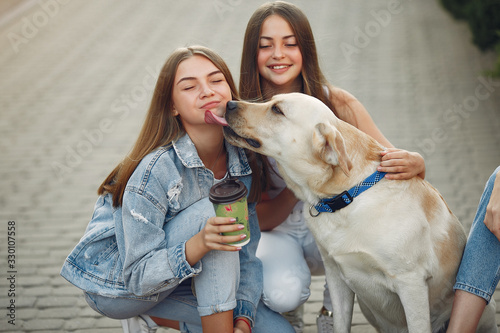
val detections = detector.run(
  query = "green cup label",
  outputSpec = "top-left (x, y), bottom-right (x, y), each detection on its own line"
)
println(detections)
top-left (213, 196), bottom-right (250, 246)
top-left (209, 178), bottom-right (250, 247)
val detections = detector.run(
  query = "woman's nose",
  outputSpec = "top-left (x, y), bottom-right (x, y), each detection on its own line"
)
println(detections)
top-left (200, 84), bottom-right (215, 98)
top-left (272, 45), bottom-right (284, 59)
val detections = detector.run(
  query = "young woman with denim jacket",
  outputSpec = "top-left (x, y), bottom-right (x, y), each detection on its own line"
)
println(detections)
top-left (60, 46), bottom-right (293, 333)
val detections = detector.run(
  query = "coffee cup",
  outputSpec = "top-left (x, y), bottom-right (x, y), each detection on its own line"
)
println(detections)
top-left (209, 178), bottom-right (250, 246)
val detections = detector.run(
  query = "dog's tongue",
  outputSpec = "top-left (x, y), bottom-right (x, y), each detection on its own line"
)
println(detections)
top-left (205, 110), bottom-right (228, 126)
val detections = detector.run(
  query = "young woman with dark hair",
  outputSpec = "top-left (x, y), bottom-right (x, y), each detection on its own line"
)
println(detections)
top-left (240, 2), bottom-right (426, 332)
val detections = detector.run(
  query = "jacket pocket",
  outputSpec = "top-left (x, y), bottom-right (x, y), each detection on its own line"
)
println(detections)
top-left (91, 238), bottom-right (124, 284)
top-left (92, 238), bottom-right (118, 266)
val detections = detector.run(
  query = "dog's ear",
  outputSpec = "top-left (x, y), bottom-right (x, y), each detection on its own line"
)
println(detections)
top-left (313, 123), bottom-right (352, 176)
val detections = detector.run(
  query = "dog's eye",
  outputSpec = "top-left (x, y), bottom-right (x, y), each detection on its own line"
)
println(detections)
top-left (272, 104), bottom-right (284, 115)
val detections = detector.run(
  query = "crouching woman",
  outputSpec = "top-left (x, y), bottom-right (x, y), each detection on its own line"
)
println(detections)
top-left (60, 45), bottom-right (293, 333)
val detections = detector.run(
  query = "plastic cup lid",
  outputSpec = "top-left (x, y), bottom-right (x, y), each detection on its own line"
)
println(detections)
top-left (209, 178), bottom-right (248, 204)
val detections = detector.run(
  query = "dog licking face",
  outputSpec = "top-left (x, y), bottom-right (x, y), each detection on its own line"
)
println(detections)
top-left (224, 93), bottom-right (331, 154)
top-left (224, 93), bottom-right (498, 332)
top-left (224, 93), bottom-right (356, 202)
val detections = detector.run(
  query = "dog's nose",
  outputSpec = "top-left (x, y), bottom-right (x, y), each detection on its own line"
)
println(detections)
top-left (226, 100), bottom-right (238, 112)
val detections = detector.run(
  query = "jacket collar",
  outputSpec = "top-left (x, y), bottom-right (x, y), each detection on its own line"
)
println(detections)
top-left (172, 133), bottom-right (252, 177)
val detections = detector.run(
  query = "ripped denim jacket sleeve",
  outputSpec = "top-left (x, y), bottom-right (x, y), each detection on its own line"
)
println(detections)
top-left (60, 136), bottom-right (259, 306)
top-left (117, 186), bottom-right (202, 296)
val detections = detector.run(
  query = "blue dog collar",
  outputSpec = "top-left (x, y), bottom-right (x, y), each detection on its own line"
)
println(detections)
top-left (310, 170), bottom-right (386, 216)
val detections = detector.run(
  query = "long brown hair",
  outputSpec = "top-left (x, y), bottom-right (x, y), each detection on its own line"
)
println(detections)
top-left (98, 46), bottom-right (239, 207)
top-left (240, 1), bottom-right (336, 114)
top-left (240, 1), bottom-right (338, 196)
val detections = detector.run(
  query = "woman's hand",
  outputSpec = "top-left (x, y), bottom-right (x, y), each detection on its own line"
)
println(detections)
top-left (378, 148), bottom-right (426, 180)
top-left (200, 216), bottom-right (246, 252)
top-left (185, 217), bottom-right (245, 266)
top-left (484, 169), bottom-right (500, 241)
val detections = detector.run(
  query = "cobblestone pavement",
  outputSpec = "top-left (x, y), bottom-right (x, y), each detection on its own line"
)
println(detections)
top-left (1, 0), bottom-right (499, 332)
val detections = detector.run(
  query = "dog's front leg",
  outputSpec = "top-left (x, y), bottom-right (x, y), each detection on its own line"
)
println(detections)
top-left (323, 256), bottom-right (355, 333)
top-left (396, 274), bottom-right (431, 333)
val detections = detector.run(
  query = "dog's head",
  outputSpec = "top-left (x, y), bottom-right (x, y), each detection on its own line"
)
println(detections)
top-left (224, 93), bottom-right (354, 200)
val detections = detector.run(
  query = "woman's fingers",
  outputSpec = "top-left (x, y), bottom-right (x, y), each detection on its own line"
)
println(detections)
top-left (378, 149), bottom-right (425, 180)
top-left (203, 217), bottom-right (246, 251)
top-left (206, 217), bottom-right (243, 232)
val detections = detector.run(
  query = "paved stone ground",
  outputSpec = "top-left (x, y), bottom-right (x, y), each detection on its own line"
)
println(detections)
top-left (0, 0), bottom-right (499, 332)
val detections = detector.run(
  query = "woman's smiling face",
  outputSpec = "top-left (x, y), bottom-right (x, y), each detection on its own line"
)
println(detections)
top-left (257, 14), bottom-right (303, 93)
top-left (172, 55), bottom-right (232, 133)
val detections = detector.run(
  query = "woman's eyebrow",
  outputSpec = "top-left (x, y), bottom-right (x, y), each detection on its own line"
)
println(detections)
top-left (259, 35), bottom-right (295, 40)
top-left (177, 77), bottom-right (195, 85)
top-left (207, 70), bottom-right (222, 77)
top-left (177, 70), bottom-right (222, 85)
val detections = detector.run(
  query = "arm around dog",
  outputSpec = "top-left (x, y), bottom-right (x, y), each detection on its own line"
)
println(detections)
top-left (328, 87), bottom-right (426, 180)
top-left (328, 87), bottom-right (392, 148)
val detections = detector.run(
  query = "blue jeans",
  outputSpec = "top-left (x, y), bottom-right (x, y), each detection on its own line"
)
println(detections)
top-left (84, 282), bottom-right (293, 332)
top-left (454, 166), bottom-right (500, 303)
top-left (82, 198), bottom-right (293, 332)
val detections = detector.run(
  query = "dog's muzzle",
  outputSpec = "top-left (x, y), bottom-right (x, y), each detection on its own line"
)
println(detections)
top-left (224, 101), bottom-right (262, 149)
top-left (226, 100), bottom-right (238, 111)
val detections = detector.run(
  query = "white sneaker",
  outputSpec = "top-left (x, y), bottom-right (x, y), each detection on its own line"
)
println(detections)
top-left (316, 306), bottom-right (333, 333)
top-left (121, 315), bottom-right (158, 333)
top-left (282, 304), bottom-right (304, 333)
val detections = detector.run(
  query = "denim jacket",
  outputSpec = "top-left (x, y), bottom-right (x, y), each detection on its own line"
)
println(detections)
top-left (60, 133), bottom-right (263, 323)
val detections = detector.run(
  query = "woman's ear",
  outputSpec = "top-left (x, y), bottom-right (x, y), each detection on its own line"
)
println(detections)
top-left (172, 106), bottom-right (179, 116)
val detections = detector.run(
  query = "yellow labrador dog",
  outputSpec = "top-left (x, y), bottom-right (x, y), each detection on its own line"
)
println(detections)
top-left (223, 93), bottom-right (497, 332)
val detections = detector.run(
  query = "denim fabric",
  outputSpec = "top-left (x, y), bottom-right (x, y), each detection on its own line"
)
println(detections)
top-left (61, 133), bottom-right (263, 322)
top-left (454, 166), bottom-right (500, 304)
top-left (84, 280), bottom-right (294, 332)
